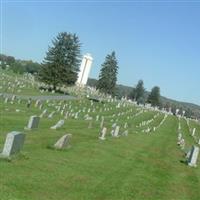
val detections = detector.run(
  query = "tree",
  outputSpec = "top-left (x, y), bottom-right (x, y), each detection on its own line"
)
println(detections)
top-left (97, 51), bottom-right (118, 96)
top-left (147, 86), bottom-right (161, 107)
top-left (39, 32), bottom-right (81, 89)
top-left (6, 56), bottom-right (15, 65)
top-left (129, 87), bottom-right (136, 100)
top-left (135, 80), bottom-right (145, 104)
top-left (0, 54), bottom-right (15, 69)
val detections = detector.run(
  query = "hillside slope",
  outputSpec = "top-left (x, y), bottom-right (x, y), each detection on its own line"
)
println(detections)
top-left (87, 78), bottom-right (200, 119)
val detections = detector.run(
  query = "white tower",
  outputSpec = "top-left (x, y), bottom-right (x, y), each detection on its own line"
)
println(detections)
top-left (76, 53), bottom-right (93, 86)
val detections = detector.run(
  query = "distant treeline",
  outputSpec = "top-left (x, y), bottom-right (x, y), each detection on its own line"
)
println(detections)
top-left (0, 54), bottom-right (41, 74)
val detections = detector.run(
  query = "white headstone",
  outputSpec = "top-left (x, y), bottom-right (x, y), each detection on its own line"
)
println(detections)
top-left (113, 126), bottom-right (120, 137)
top-left (40, 109), bottom-right (47, 118)
top-left (50, 120), bottom-right (65, 129)
top-left (192, 128), bottom-right (196, 136)
top-left (99, 127), bottom-right (107, 140)
top-left (54, 134), bottom-right (72, 149)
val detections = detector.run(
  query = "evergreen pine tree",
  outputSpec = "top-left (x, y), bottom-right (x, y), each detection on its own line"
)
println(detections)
top-left (39, 32), bottom-right (81, 89)
top-left (135, 80), bottom-right (145, 104)
top-left (97, 51), bottom-right (118, 96)
top-left (148, 86), bottom-right (161, 106)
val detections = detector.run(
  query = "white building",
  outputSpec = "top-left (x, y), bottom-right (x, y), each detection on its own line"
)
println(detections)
top-left (76, 53), bottom-right (93, 86)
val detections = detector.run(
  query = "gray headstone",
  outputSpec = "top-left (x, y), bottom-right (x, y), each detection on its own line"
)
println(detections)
top-left (1, 131), bottom-right (25, 157)
top-left (188, 146), bottom-right (199, 167)
top-left (26, 116), bottom-right (40, 129)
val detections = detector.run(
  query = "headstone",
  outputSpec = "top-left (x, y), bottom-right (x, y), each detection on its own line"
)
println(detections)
top-left (192, 128), bottom-right (196, 137)
top-left (35, 100), bottom-right (40, 107)
top-left (178, 133), bottom-right (182, 141)
top-left (50, 120), bottom-right (65, 129)
top-left (99, 127), bottom-right (107, 140)
top-left (124, 122), bottom-right (128, 129)
top-left (39, 104), bottom-right (43, 110)
top-left (96, 115), bottom-right (99, 121)
top-left (48, 111), bottom-right (55, 119)
top-left (25, 116), bottom-right (40, 129)
top-left (113, 126), bottom-right (120, 137)
top-left (1, 131), bottom-right (25, 157)
top-left (11, 95), bottom-right (16, 101)
top-left (112, 123), bottom-right (117, 128)
top-left (88, 120), bottom-right (93, 129)
top-left (54, 134), bottom-right (72, 149)
top-left (27, 98), bottom-right (32, 108)
top-left (4, 98), bottom-right (8, 103)
top-left (40, 109), bottom-right (47, 118)
top-left (100, 117), bottom-right (104, 129)
top-left (188, 146), bottom-right (199, 167)
top-left (122, 130), bottom-right (128, 136)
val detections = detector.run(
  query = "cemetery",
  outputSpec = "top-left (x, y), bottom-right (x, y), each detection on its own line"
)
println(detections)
top-left (0, 69), bottom-right (200, 200)
top-left (1, 2), bottom-right (200, 199)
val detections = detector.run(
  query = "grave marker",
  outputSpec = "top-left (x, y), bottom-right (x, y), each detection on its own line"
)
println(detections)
top-left (54, 134), bottom-right (72, 149)
top-left (25, 116), bottom-right (40, 130)
top-left (188, 146), bottom-right (199, 167)
top-left (1, 131), bottom-right (25, 157)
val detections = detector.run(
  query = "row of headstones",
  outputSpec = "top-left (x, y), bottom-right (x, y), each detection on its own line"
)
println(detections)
top-left (2, 95), bottom-right (139, 125)
top-left (36, 101), bottom-right (137, 124)
top-left (2, 95), bottom-right (161, 138)
top-left (0, 115), bottom-right (130, 158)
top-left (140, 114), bottom-right (167, 134)
top-left (99, 125), bottom-right (128, 140)
top-left (0, 131), bottom-right (71, 158)
top-left (19, 100), bottom-right (145, 138)
top-left (177, 120), bottom-right (199, 167)
top-left (137, 113), bottom-right (160, 128)
top-left (0, 74), bottom-right (38, 93)
top-left (186, 119), bottom-right (200, 145)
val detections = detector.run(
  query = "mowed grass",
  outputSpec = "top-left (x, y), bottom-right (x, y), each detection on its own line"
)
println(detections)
top-left (0, 97), bottom-right (200, 200)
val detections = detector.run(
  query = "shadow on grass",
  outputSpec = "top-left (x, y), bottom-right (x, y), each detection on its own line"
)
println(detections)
top-left (46, 144), bottom-right (71, 152)
top-left (0, 152), bottom-right (29, 163)
top-left (180, 159), bottom-right (188, 165)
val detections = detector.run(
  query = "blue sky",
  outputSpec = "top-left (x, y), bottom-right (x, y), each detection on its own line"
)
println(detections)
top-left (1, 1), bottom-right (200, 105)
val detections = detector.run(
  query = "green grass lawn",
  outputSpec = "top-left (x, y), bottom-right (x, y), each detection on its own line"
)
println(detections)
top-left (0, 96), bottom-right (200, 200)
